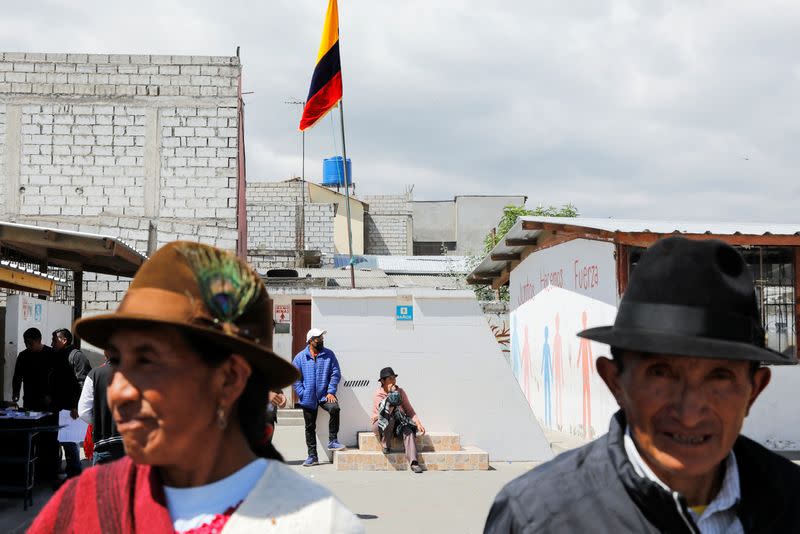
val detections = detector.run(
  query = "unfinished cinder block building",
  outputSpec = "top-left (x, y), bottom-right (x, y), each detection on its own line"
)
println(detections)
top-left (0, 51), bottom-right (246, 311)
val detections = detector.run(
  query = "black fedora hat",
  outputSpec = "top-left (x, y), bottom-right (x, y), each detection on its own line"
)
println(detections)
top-left (578, 237), bottom-right (796, 365)
top-left (379, 367), bottom-right (398, 380)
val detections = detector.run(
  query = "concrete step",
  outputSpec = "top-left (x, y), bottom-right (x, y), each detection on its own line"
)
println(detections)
top-left (357, 431), bottom-right (461, 452)
top-left (276, 409), bottom-right (305, 426)
top-left (334, 446), bottom-right (489, 471)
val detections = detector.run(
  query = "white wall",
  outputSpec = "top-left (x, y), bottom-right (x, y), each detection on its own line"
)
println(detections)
top-left (510, 238), bottom-right (618, 311)
top-left (3, 295), bottom-right (73, 401)
top-left (743, 366), bottom-right (800, 449)
top-left (507, 238), bottom-right (800, 451)
top-left (308, 288), bottom-right (553, 462)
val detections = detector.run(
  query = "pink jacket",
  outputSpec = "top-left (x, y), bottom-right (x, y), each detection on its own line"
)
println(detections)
top-left (371, 386), bottom-right (416, 420)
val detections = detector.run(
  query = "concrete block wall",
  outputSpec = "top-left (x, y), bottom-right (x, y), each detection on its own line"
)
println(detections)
top-left (304, 203), bottom-right (334, 258)
top-left (363, 194), bottom-right (412, 255)
top-left (160, 106), bottom-right (238, 220)
top-left (246, 181), bottom-right (335, 271)
top-left (0, 52), bottom-right (241, 312)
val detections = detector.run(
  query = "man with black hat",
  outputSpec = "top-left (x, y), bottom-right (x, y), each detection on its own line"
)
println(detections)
top-left (485, 237), bottom-right (800, 533)
top-left (371, 367), bottom-right (426, 473)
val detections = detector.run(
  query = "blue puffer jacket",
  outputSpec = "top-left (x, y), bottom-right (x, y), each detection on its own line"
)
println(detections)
top-left (291, 346), bottom-right (341, 409)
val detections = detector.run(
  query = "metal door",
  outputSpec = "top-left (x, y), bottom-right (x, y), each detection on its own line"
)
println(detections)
top-left (291, 300), bottom-right (311, 405)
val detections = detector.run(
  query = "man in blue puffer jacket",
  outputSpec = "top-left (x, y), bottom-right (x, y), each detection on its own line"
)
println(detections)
top-left (292, 328), bottom-right (345, 466)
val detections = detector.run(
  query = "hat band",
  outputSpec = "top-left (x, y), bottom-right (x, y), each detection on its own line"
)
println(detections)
top-left (117, 287), bottom-right (214, 325)
top-left (615, 302), bottom-right (764, 345)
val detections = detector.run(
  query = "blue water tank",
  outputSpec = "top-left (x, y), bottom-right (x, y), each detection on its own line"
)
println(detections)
top-left (322, 156), bottom-right (353, 187)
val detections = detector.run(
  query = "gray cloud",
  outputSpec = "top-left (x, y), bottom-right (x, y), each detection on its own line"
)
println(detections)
top-left (2, 0), bottom-right (798, 222)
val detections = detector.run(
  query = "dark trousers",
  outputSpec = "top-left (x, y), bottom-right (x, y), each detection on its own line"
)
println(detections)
top-left (372, 419), bottom-right (418, 463)
top-left (302, 402), bottom-right (340, 456)
top-left (61, 442), bottom-right (82, 477)
top-left (34, 413), bottom-right (60, 480)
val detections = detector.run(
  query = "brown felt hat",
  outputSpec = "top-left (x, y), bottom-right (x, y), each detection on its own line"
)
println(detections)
top-left (74, 241), bottom-right (299, 388)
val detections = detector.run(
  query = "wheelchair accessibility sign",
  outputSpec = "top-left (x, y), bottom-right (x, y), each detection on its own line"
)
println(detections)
top-left (395, 305), bottom-right (413, 321)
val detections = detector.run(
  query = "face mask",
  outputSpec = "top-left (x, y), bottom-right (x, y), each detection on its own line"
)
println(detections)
top-left (313, 339), bottom-right (324, 350)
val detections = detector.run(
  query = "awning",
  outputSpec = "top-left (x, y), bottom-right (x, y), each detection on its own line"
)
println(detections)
top-left (0, 221), bottom-right (146, 278)
top-left (468, 216), bottom-right (800, 288)
top-left (0, 259), bottom-right (65, 297)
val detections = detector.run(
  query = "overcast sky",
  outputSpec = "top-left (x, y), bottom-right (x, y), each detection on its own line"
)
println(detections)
top-left (3, 1), bottom-right (799, 221)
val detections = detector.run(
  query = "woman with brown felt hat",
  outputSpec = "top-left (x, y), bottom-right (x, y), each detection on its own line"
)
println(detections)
top-left (30, 241), bottom-right (363, 534)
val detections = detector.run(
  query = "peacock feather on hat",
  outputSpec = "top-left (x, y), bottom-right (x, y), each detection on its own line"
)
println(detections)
top-left (177, 243), bottom-right (260, 326)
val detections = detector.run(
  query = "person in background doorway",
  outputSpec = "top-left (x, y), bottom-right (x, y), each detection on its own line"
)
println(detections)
top-left (78, 354), bottom-right (125, 464)
top-left (292, 328), bottom-right (345, 467)
top-left (484, 237), bottom-right (800, 533)
top-left (371, 367), bottom-right (426, 474)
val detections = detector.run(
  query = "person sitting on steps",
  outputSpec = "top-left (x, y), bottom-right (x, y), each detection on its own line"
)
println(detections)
top-left (371, 367), bottom-right (426, 474)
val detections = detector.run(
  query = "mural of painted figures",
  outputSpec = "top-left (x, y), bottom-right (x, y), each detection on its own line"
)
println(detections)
top-left (541, 326), bottom-right (553, 427)
top-left (552, 314), bottom-right (564, 429)
top-left (508, 285), bottom-right (617, 441)
top-left (576, 311), bottom-right (594, 438)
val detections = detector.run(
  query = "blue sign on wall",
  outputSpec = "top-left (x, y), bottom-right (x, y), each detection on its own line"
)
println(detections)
top-left (396, 305), bottom-right (413, 321)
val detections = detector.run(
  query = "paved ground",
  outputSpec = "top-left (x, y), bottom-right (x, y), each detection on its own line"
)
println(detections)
top-left (272, 425), bottom-right (553, 534)
top-left (0, 424), bottom-right (585, 533)
top-left (9, 423), bottom-right (797, 533)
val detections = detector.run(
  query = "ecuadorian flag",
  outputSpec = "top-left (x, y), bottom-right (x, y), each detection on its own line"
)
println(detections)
top-left (299, 0), bottom-right (343, 131)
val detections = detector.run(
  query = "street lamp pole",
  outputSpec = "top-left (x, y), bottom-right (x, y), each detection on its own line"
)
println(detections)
top-left (286, 99), bottom-right (306, 266)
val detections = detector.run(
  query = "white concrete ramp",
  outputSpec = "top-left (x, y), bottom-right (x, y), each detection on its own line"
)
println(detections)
top-left (308, 289), bottom-right (553, 462)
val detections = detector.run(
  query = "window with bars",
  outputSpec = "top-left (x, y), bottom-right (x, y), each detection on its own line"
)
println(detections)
top-left (628, 245), bottom-right (797, 358)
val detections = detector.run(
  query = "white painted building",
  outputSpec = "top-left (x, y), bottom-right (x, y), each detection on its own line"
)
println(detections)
top-left (469, 217), bottom-right (800, 450)
top-left (299, 288), bottom-right (552, 462)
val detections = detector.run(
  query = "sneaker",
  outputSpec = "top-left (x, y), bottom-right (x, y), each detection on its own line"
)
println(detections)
top-left (327, 440), bottom-right (346, 451)
top-left (410, 461), bottom-right (423, 474)
top-left (302, 455), bottom-right (318, 467)
top-left (382, 447), bottom-right (391, 454)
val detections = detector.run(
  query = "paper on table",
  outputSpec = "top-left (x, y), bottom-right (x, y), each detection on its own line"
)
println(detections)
top-left (58, 410), bottom-right (88, 442)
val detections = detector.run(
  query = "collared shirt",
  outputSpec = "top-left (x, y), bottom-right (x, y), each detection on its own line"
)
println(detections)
top-left (624, 426), bottom-right (743, 534)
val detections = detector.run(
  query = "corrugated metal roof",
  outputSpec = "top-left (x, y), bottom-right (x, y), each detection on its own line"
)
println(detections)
top-left (387, 274), bottom-right (466, 289)
top-left (0, 220), bottom-right (146, 277)
top-left (334, 254), bottom-right (470, 274)
top-left (518, 216), bottom-right (800, 236)
top-left (468, 216), bottom-right (800, 282)
top-left (0, 260), bottom-right (67, 283)
top-left (264, 267), bottom-right (465, 290)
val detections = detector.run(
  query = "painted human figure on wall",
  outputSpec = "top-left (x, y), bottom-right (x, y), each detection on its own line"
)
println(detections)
top-left (576, 311), bottom-right (594, 438)
top-left (552, 314), bottom-right (564, 429)
top-left (521, 325), bottom-right (532, 403)
top-left (541, 326), bottom-right (553, 427)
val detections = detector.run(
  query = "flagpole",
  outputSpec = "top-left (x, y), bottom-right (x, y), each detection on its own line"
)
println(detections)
top-left (338, 100), bottom-right (355, 288)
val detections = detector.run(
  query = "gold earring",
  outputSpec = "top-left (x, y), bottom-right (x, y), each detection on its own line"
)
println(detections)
top-left (217, 406), bottom-right (228, 429)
